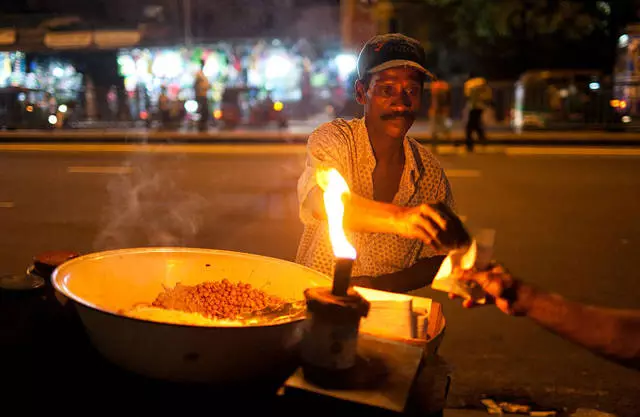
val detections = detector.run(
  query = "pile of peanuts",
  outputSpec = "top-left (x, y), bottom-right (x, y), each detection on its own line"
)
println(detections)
top-left (152, 279), bottom-right (284, 319)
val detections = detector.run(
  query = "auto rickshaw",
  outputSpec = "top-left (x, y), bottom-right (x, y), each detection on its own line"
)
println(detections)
top-left (0, 87), bottom-right (54, 130)
top-left (510, 69), bottom-right (615, 131)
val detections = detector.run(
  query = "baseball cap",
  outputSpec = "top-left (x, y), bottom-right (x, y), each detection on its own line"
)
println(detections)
top-left (357, 33), bottom-right (431, 80)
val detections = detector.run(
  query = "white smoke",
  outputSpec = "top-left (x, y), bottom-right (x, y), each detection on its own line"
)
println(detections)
top-left (94, 159), bottom-right (207, 250)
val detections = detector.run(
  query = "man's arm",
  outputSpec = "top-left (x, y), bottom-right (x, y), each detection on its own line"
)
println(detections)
top-left (304, 187), bottom-right (446, 244)
top-left (464, 266), bottom-right (640, 370)
top-left (350, 256), bottom-right (445, 293)
top-left (524, 290), bottom-right (640, 370)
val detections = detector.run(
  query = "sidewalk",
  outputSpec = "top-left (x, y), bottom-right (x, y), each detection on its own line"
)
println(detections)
top-left (1, 117), bottom-right (640, 146)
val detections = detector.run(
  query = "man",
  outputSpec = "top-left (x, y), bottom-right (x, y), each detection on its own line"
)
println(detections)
top-left (464, 75), bottom-right (492, 151)
top-left (296, 34), bottom-right (458, 294)
top-left (456, 265), bottom-right (640, 370)
top-left (430, 79), bottom-right (452, 145)
top-left (194, 59), bottom-right (210, 132)
top-left (158, 86), bottom-right (171, 130)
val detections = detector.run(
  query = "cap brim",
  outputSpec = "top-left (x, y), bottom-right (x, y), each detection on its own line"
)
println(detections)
top-left (368, 60), bottom-right (432, 77)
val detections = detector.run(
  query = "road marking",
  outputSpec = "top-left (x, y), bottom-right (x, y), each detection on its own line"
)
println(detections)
top-left (2, 143), bottom-right (638, 158)
top-left (67, 166), bottom-right (133, 174)
top-left (0, 143), bottom-right (307, 155)
top-left (0, 202), bottom-right (15, 208)
top-left (434, 145), bottom-right (504, 155)
top-left (444, 169), bottom-right (481, 178)
top-left (506, 147), bottom-right (640, 156)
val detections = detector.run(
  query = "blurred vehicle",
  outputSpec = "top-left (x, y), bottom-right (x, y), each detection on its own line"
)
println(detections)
top-left (0, 87), bottom-right (55, 130)
top-left (52, 101), bottom-right (80, 129)
top-left (613, 25), bottom-right (640, 128)
top-left (217, 87), bottom-right (244, 130)
top-left (511, 69), bottom-right (620, 131)
top-left (216, 87), bottom-right (288, 130)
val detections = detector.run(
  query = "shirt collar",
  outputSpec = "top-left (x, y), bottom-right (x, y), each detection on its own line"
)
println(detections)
top-left (359, 117), bottom-right (421, 180)
top-left (357, 118), bottom-right (423, 204)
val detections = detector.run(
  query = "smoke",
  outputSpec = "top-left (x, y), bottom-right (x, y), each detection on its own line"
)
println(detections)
top-left (94, 160), bottom-right (207, 250)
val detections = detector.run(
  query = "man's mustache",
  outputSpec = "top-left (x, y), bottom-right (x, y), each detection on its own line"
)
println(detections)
top-left (380, 111), bottom-right (416, 120)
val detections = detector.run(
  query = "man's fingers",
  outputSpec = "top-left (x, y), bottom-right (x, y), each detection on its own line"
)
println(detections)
top-left (467, 271), bottom-right (504, 299)
top-left (415, 215), bottom-right (443, 245)
top-left (419, 204), bottom-right (447, 229)
top-left (414, 228), bottom-right (442, 251)
top-left (409, 227), bottom-right (431, 245)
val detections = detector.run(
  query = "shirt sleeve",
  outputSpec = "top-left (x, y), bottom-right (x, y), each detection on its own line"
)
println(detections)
top-left (437, 170), bottom-right (456, 211)
top-left (297, 121), bottom-right (351, 224)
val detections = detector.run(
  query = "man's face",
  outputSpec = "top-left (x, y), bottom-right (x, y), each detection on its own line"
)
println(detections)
top-left (356, 67), bottom-right (423, 139)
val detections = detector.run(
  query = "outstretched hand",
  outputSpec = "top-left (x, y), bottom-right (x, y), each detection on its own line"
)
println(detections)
top-left (449, 264), bottom-right (535, 316)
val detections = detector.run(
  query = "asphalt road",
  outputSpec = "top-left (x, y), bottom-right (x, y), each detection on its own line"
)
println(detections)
top-left (1, 145), bottom-right (639, 415)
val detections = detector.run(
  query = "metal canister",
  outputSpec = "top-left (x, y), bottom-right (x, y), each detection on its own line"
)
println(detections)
top-left (301, 287), bottom-right (370, 388)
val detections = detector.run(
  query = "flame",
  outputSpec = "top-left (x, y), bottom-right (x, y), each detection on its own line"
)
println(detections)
top-left (433, 241), bottom-right (476, 280)
top-left (316, 168), bottom-right (356, 260)
top-left (461, 240), bottom-right (477, 270)
top-left (434, 255), bottom-right (453, 280)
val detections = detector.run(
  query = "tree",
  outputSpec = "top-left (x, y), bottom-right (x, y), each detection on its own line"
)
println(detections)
top-left (414, 0), bottom-right (639, 78)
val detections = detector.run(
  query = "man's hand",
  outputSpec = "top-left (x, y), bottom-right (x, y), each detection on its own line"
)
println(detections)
top-left (391, 202), bottom-right (470, 251)
top-left (392, 204), bottom-right (448, 250)
top-left (450, 264), bottom-right (537, 316)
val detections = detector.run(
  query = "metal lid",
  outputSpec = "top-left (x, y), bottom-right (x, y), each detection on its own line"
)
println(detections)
top-left (0, 273), bottom-right (45, 291)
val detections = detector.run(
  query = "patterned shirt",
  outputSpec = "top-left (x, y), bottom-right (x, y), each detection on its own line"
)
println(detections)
top-left (296, 117), bottom-right (455, 278)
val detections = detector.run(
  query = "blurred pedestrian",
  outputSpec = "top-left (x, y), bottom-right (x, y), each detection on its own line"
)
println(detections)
top-left (158, 86), bottom-right (171, 130)
top-left (107, 85), bottom-right (118, 121)
top-left (45, 92), bottom-right (57, 114)
top-left (194, 59), bottom-right (210, 132)
top-left (452, 264), bottom-right (640, 370)
top-left (429, 79), bottom-right (452, 146)
top-left (464, 75), bottom-right (492, 152)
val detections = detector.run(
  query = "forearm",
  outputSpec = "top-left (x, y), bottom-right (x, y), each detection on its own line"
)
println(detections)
top-left (304, 186), bottom-right (410, 234)
top-left (525, 289), bottom-right (640, 369)
top-left (351, 256), bottom-right (445, 294)
top-left (345, 193), bottom-right (406, 234)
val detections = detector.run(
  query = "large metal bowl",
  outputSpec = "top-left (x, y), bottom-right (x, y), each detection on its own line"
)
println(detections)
top-left (52, 247), bottom-right (331, 383)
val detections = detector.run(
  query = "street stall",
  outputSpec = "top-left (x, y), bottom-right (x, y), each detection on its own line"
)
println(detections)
top-left (0, 51), bottom-right (84, 128)
top-left (115, 40), bottom-right (355, 127)
top-left (0, 169), bottom-right (471, 415)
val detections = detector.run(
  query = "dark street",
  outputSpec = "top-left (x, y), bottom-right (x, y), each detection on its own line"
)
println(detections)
top-left (1, 144), bottom-right (638, 415)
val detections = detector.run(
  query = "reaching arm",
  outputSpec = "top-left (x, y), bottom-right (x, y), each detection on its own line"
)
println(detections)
top-left (524, 289), bottom-right (640, 370)
top-left (303, 186), bottom-right (446, 245)
top-left (350, 256), bottom-right (445, 293)
top-left (464, 266), bottom-right (640, 370)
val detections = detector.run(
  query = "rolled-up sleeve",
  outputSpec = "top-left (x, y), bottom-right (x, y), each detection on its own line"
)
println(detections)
top-left (298, 121), bottom-right (350, 224)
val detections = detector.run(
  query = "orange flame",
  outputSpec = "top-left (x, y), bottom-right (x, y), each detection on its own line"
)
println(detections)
top-left (461, 240), bottom-right (477, 270)
top-left (316, 168), bottom-right (356, 260)
top-left (434, 241), bottom-right (477, 280)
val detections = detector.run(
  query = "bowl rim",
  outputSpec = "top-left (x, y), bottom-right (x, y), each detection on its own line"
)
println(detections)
top-left (51, 246), bottom-right (332, 329)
